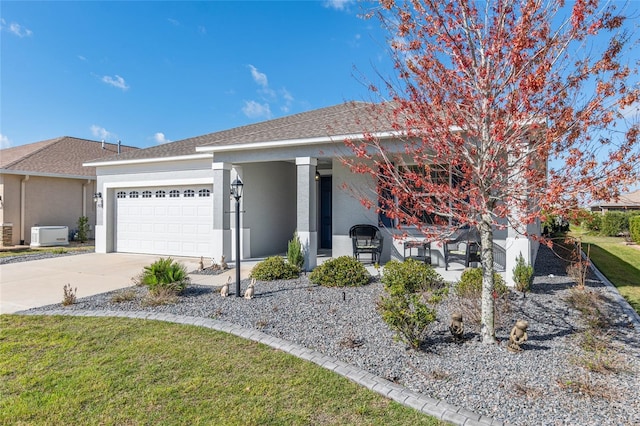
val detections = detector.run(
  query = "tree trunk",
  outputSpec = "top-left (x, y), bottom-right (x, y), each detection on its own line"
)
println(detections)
top-left (479, 213), bottom-right (497, 344)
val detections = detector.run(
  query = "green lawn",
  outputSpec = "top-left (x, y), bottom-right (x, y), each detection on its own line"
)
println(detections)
top-left (570, 226), bottom-right (640, 315)
top-left (0, 315), bottom-right (443, 426)
top-left (0, 246), bottom-right (94, 258)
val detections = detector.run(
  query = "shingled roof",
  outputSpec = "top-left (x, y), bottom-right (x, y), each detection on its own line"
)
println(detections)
top-left (592, 189), bottom-right (640, 209)
top-left (86, 102), bottom-right (390, 164)
top-left (0, 137), bottom-right (138, 177)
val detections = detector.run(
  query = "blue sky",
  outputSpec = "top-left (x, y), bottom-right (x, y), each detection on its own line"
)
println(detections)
top-left (1, 0), bottom-right (391, 148)
top-left (1, 0), bottom-right (638, 166)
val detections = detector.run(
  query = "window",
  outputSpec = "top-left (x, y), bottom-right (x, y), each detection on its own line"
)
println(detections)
top-left (155, 190), bottom-right (166, 198)
top-left (129, 191), bottom-right (139, 198)
top-left (378, 164), bottom-right (459, 227)
top-left (169, 190), bottom-right (180, 198)
top-left (116, 191), bottom-right (126, 199)
top-left (198, 189), bottom-right (211, 197)
top-left (406, 164), bottom-right (459, 226)
top-left (184, 189), bottom-right (195, 198)
top-left (142, 191), bottom-right (152, 198)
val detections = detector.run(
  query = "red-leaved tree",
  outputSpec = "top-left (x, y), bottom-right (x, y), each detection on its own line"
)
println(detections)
top-left (344, 0), bottom-right (639, 343)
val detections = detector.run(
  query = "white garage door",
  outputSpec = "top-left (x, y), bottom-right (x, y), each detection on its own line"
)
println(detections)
top-left (115, 186), bottom-right (213, 257)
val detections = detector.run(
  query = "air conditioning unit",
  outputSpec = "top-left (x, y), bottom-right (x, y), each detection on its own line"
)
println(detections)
top-left (30, 226), bottom-right (69, 247)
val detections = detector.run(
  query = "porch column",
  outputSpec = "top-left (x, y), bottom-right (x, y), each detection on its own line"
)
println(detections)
top-left (296, 157), bottom-right (318, 271)
top-left (506, 224), bottom-right (532, 287)
top-left (505, 146), bottom-right (533, 286)
top-left (212, 162), bottom-right (232, 264)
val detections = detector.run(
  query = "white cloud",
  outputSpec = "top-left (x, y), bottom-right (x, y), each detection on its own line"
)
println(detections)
top-left (280, 88), bottom-right (294, 113)
top-left (77, 55), bottom-right (87, 61)
top-left (1, 19), bottom-right (33, 37)
top-left (168, 18), bottom-right (180, 26)
top-left (90, 125), bottom-right (114, 141)
top-left (153, 132), bottom-right (172, 144)
top-left (0, 133), bottom-right (12, 149)
top-left (248, 65), bottom-right (268, 88)
top-left (243, 65), bottom-right (294, 118)
top-left (198, 25), bottom-right (207, 35)
top-left (101, 75), bottom-right (129, 90)
top-left (322, 0), bottom-right (355, 11)
top-left (242, 100), bottom-right (272, 119)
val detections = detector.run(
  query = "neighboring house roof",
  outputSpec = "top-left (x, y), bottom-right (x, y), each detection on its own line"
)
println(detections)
top-left (1, 136), bottom-right (138, 178)
top-left (591, 189), bottom-right (640, 209)
top-left (86, 102), bottom-right (389, 164)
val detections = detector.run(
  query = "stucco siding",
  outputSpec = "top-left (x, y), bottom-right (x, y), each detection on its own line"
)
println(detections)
top-left (94, 158), bottom-right (214, 254)
top-left (17, 176), bottom-right (95, 244)
top-left (241, 162), bottom-right (297, 258)
top-left (0, 175), bottom-right (21, 244)
top-left (95, 157), bottom-right (214, 176)
top-left (332, 161), bottom-right (380, 259)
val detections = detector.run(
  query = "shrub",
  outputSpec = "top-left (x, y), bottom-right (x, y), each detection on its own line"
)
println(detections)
top-left (287, 231), bottom-right (304, 269)
top-left (629, 215), bottom-right (640, 243)
top-left (378, 293), bottom-right (436, 349)
top-left (600, 211), bottom-right (627, 237)
top-left (309, 256), bottom-right (370, 287)
top-left (381, 259), bottom-right (445, 296)
top-left (454, 267), bottom-right (508, 298)
top-left (512, 253), bottom-right (533, 295)
top-left (378, 259), bottom-right (446, 349)
top-left (110, 289), bottom-right (137, 303)
top-left (76, 216), bottom-right (89, 243)
top-left (142, 286), bottom-right (179, 306)
top-left (250, 256), bottom-right (300, 281)
top-left (542, 212), bottom-right (569, 235)
top-left (139, 257), bottom-right (189, 295)
top-left (62, 284), bottom-right (77, 306)
top-left (582, 212), bottom-right (602, 233)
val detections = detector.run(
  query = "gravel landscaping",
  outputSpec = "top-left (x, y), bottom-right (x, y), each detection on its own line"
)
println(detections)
top-left (19, 246), bottom-right (640, 426)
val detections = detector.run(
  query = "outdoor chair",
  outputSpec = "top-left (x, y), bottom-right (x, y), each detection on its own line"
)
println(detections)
top-left (349, 224), bottom-right (384, 264)
top-left (443, 226), bottom-right (481, 270)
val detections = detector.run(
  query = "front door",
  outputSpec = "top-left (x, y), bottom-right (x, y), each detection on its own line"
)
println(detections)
top-left (320, 176), bottom-right (332, 249)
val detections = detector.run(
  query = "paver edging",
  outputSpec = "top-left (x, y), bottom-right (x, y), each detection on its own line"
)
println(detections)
top-left (16, 309), bottom-right (495, 426)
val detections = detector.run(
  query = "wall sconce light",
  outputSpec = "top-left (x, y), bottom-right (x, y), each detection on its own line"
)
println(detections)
top-left (315, 171), bottom-right (321, 181)
top-left (93, 192), bottom-right (103, 207)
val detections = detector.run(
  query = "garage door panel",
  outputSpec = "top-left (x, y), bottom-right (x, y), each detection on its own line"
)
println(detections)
top-left (182, 224), bottom-right (197, 234)
top-left (116, 186), bottom-right (213, 257)
top-left (167, 223), bottom-right (181, 233)
top-left (154, 206), bottom-right (167, 216)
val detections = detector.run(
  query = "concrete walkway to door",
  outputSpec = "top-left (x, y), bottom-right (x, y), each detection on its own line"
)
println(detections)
top-left (0, 253), bottom-right (245, 314)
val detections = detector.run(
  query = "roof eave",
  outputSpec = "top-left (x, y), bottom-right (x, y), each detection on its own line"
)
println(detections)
top-left (84, 153), bottom-right (213, 167)
top-left (195, 131), bottom-right (404, 153)
top-left (0, 169), bottom-right (96, 180)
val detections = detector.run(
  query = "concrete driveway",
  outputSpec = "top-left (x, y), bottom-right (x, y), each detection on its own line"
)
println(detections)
top-left (0, 253), bottom-right (207, 314)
